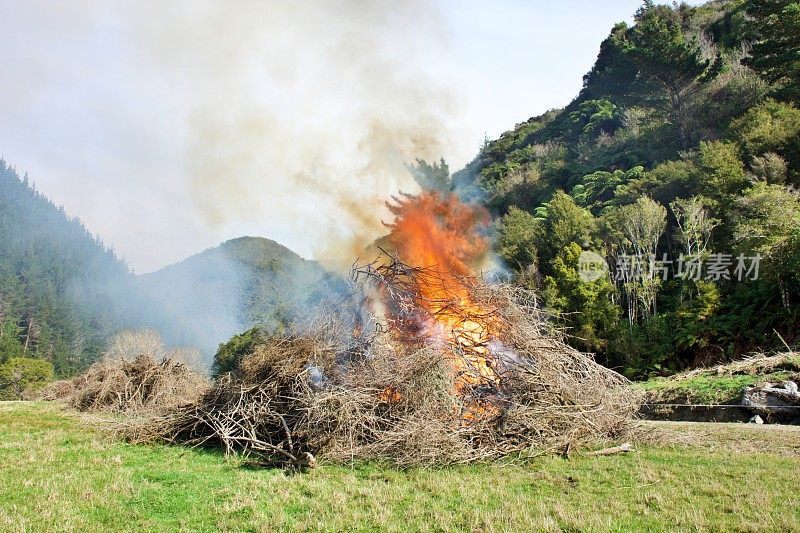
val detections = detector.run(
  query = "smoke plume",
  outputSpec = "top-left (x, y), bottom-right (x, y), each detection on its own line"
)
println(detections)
top-left (1, 0), bottom-right (474, 362)
top-left (127, 0), bottom-right (470, 269)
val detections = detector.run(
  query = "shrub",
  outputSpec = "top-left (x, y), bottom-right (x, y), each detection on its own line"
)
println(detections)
top-left (0, 357), bottom-right (54, 399)
top-left (730, 99), bottom-right (800, 182)
top-left (212, 327), bottom-right (264, 377)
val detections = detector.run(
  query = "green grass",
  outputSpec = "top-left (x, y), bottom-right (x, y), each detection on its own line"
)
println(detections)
top-left (636, 372), bottom-right (796, 404)
top-left (637, 353), bottom-right (800, 405)
top-left (1, 402), bottom-right (800, 532)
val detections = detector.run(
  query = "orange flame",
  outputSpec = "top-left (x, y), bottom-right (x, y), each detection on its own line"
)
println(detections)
top-left (378, 386), bottom-right (403, 403)
top-left (382, 192), bottom-right (504, 417)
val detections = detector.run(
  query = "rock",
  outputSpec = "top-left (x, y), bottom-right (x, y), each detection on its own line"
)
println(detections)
top-left (749, 414), bottom-right (764, 425)
top-left (301, 452), bottom-right (317, 468)
top-left (742, 381), bottom-right (800, 424)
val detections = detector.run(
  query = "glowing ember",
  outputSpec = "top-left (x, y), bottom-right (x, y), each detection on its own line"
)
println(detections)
top-left (378, 386), bottom-right (403, 403)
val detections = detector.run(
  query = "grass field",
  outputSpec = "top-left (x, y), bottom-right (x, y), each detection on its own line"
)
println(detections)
top-left (1, 402), bottom-right (799, 532)
top-left (637, 353), bottom-right (800, 405)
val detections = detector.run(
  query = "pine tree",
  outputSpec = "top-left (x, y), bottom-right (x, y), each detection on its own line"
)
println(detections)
top-left (616, 3), bottom-right (721, 146)
top-left (745, 0), bottom-right (800, 102)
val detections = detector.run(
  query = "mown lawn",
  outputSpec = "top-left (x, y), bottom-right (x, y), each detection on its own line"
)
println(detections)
top-left (1, 402), bottom-right (799, 532)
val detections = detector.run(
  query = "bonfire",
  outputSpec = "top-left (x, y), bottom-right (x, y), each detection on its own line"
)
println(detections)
top-left (126, 191), bottom-right (639, 467)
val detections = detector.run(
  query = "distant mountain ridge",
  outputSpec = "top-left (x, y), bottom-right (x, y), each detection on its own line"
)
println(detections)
top-left (0, 161), bottom-right (337, 373)
top-left (137, 236), bottom-right (338, 362)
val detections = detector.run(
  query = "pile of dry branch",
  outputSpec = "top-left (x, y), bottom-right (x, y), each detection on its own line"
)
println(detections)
top-left (43, 330), bottom-right (209, 414)
top-left (125, 259), bottom-right (640, 467)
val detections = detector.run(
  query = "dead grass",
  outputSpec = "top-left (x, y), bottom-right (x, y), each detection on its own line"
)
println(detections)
top-left (41, 330), bottom-right (209, 414)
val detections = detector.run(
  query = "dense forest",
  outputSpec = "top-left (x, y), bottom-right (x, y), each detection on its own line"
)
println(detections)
top-left (443, 0), bottom-right (800, 377)
top-left (0, 161), bottom-right (133, 377)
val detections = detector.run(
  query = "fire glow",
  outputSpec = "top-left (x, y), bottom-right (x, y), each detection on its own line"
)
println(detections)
top-left (368, 191), bottom-right (509, 417)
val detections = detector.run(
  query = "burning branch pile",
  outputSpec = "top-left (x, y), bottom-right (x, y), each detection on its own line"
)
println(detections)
top-left (125, 263), bottom-right (638, 466)
top-left (122, 192), bottom-right (639, 467)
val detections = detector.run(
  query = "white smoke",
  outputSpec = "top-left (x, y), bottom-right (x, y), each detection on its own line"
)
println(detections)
top-left (126, 0), bottom-right (472, 269)
top-left (0, 0), bottom-right (473, 272)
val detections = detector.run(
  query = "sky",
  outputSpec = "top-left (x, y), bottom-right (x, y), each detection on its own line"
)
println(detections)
top-left (0, 0), bottom-right (703, 274)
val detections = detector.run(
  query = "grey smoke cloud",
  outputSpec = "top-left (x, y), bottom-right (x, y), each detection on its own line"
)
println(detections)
top-left (1, 0), bottom-right (470, 272)
top-left (127, 0), bottom-right (469, 269)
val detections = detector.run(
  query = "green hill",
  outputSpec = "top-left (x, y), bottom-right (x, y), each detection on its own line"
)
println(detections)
top-left (448, 0), bottom-right (800, 377)
top-left (0, 163), bottom-right (338, 374)
top-left (137, 236), bottom-right (338, 363)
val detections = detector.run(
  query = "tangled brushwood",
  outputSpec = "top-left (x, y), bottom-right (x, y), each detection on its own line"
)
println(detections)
top-left (126, 256), bottom-right (640, 467)
top-left (42, 330), bottom-right (209, 413)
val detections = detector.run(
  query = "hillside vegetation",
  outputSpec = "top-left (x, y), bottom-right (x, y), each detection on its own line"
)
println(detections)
top-left (3, 0), bottom-right (800, 384)
top-left (0, 161), bottom-right (134, 375)
top-left (138, 237), bottom-right (338, 358)
top-left (443, 0), bottom-right (800, 377)
top-left (0, 161), bottom-right (336, 381)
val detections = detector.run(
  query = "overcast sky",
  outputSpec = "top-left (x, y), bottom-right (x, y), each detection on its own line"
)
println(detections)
top-left (0, 1), bottom-right (703, 273)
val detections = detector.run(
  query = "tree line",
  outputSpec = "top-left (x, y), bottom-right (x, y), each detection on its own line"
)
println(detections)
top-left (431, 0), bottom-right (800, 377)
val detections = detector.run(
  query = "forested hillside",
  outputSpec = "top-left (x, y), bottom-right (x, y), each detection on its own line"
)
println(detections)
top-left (3, 0), bottom-right (798, 383)
top-left (0, 163), bottom-right (337, 376)
top-left (0, 161), bottom-right (134, 375)
top-left (450, 0), bottom-right (800, 376)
